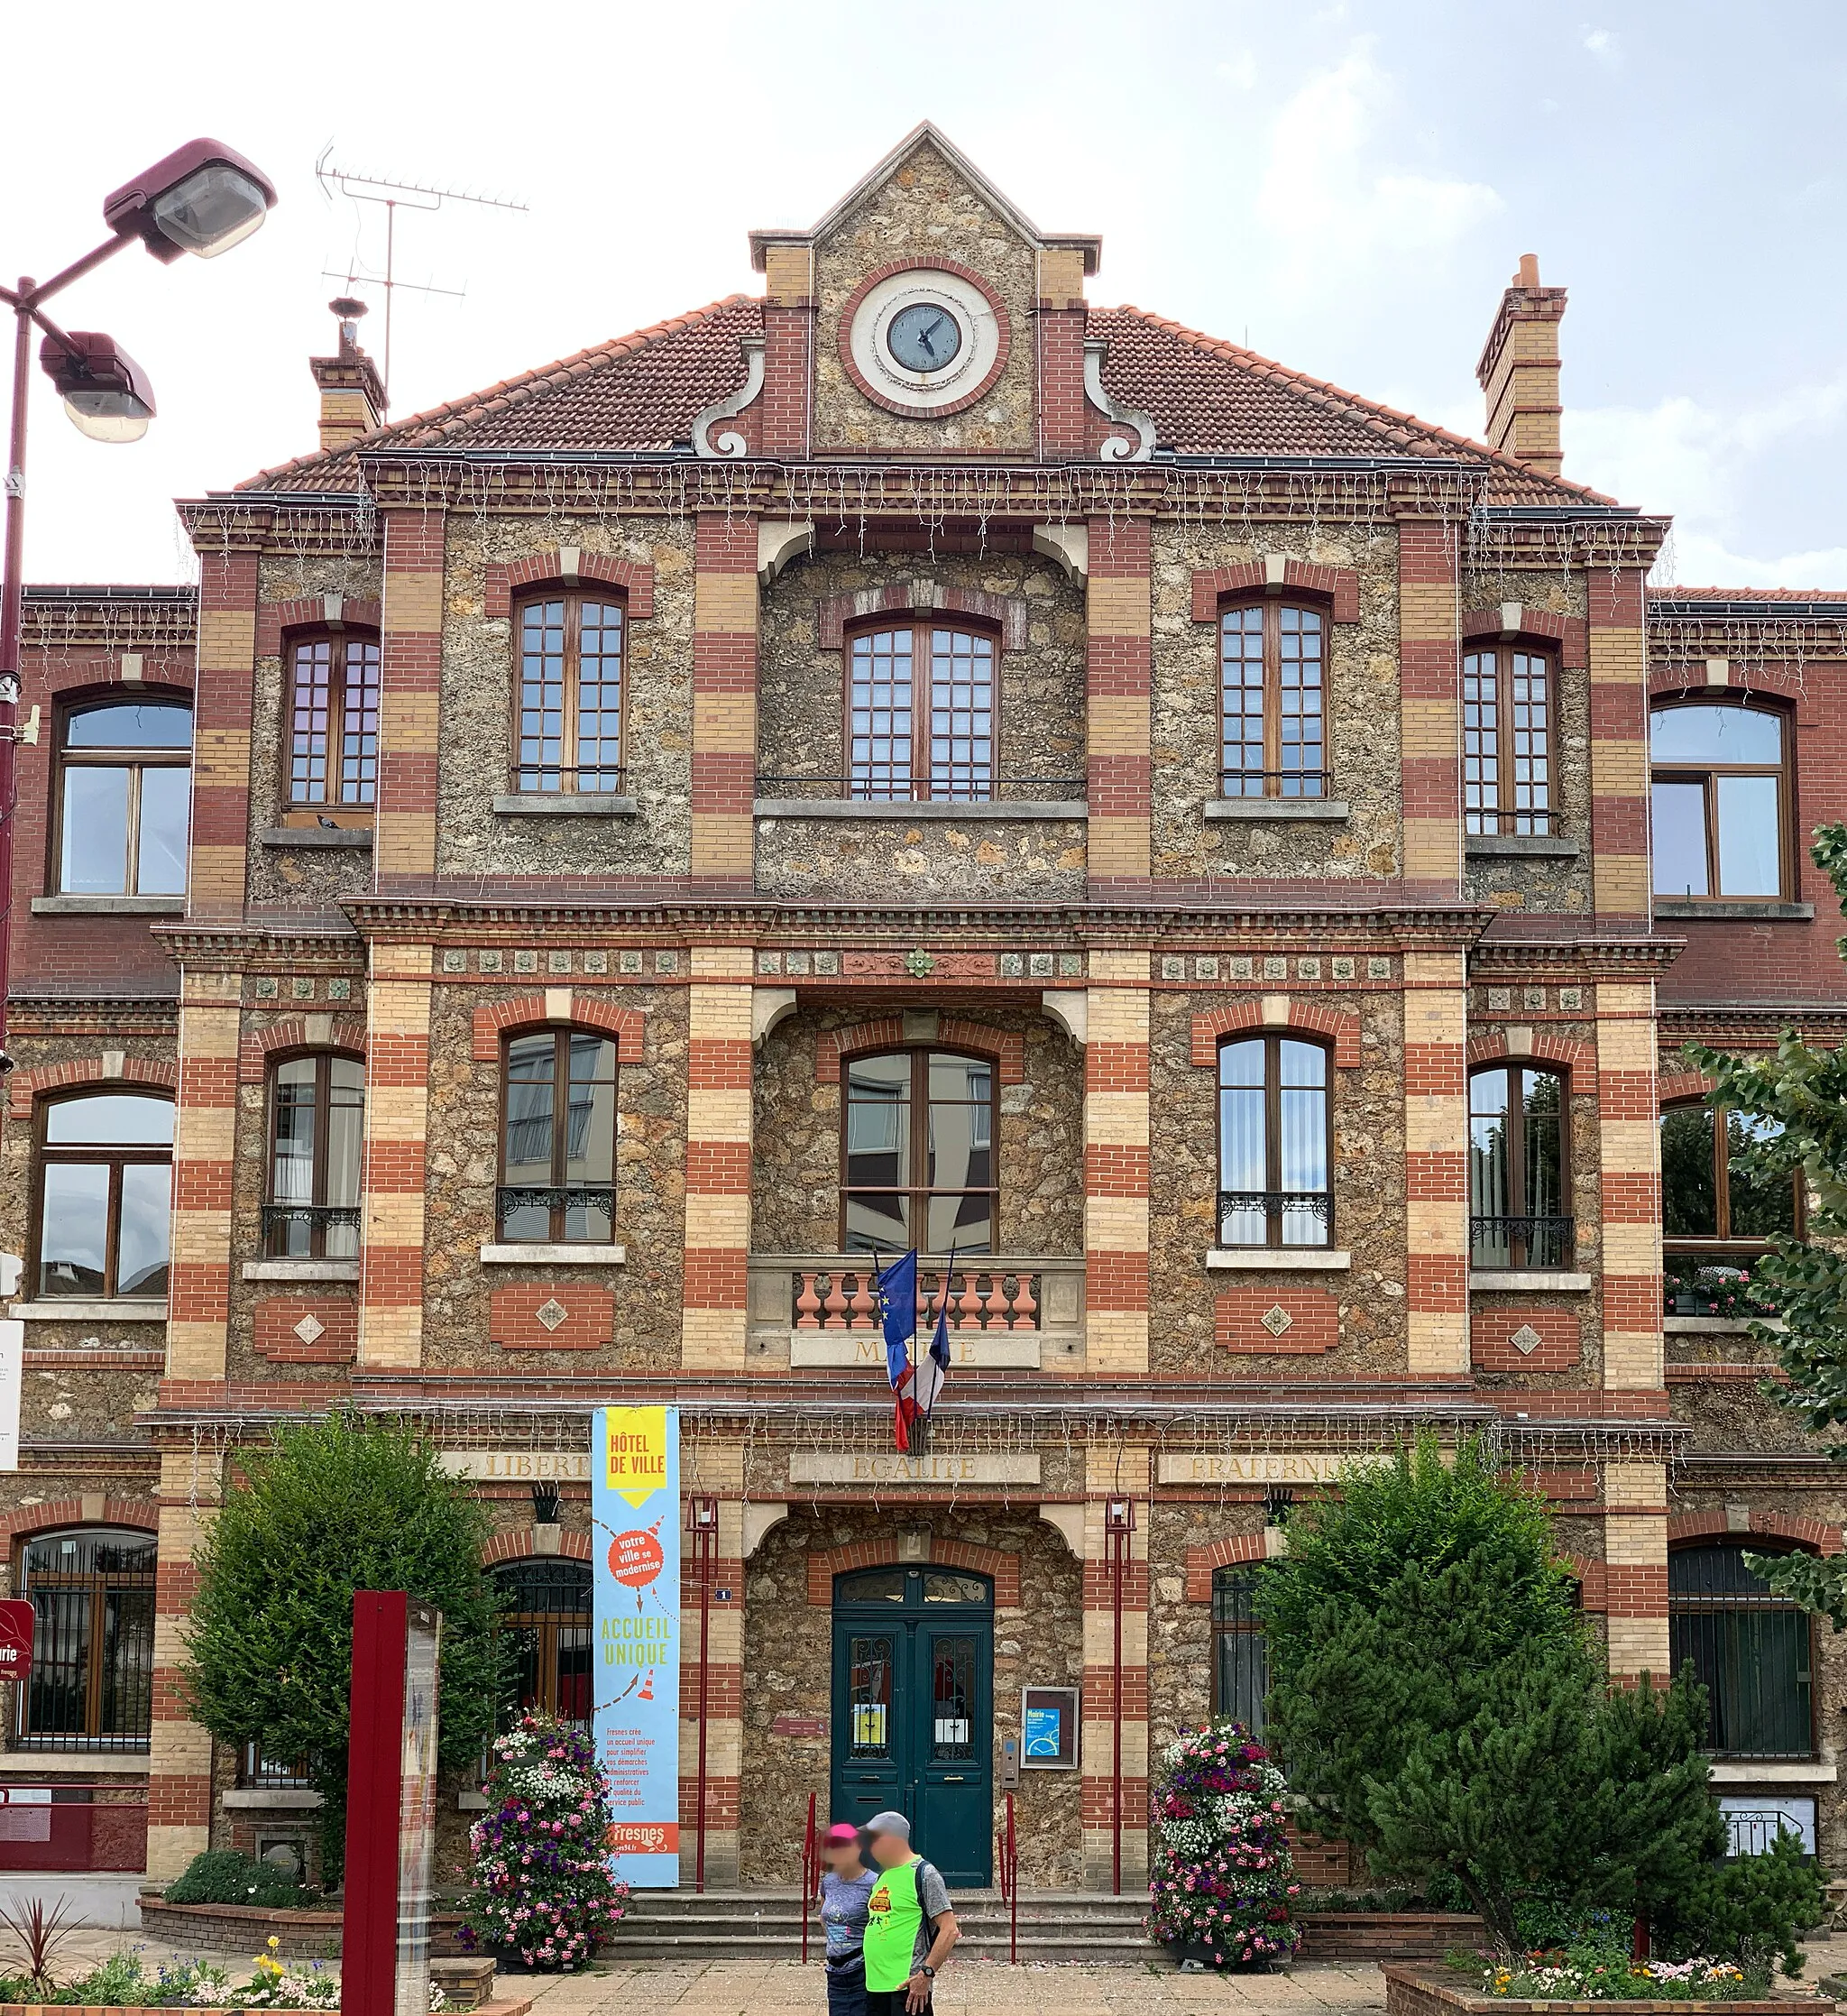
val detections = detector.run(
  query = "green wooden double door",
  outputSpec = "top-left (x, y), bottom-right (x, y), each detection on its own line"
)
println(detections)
top-left (830, 1566), bottom-right (993, 1885)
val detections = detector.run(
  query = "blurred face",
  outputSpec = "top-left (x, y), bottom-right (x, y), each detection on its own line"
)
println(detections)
top-left (868, 1827), bottom-right (908, 1868)
top-left (823, 1837), bottom-right (863, 1876)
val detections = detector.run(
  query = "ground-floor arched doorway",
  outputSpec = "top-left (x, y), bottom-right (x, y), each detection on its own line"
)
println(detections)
top-left (829, 1565), bottom-right (994, 1884)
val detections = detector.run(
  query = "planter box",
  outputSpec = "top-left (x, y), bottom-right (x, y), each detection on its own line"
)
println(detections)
top-left (136, 1899), bottom-right (468, 1960)
top-left (1300, 1915), bottom-right (1485, 1962)
top-left (1383, 1965), bottom-right (1833, 2016)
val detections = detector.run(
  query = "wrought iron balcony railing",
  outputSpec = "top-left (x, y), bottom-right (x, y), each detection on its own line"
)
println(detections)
top-left (756, 774), bottom-right (1086, 805)
top-left (495, 1184), bottom-right (617, 1242)
top-left (1217, 1190), bottom-right (1334, 1247)
top-left (261, 1202), bottom-right (362, 1259)
top-left (1470, 1214), bottom-right (1576, 1271)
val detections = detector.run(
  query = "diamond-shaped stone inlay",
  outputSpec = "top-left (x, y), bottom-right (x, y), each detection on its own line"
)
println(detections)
top-left (1509, 1322), bottom-right (1543, 1356)
top-left (1260, 1304), bottom-right (1293, 1338)
top-left (292, 1314), bottom-right (326, 1345)
top-left (535, 1298), bottom-right (570, 1333)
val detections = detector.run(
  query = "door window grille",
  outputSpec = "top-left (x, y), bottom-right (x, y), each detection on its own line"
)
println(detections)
top-left (15, 1531), bottom-right (156, 1751)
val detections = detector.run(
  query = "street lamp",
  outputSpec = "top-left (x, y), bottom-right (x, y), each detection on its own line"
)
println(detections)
top-left (0, 139), bottom-right (274, 1073)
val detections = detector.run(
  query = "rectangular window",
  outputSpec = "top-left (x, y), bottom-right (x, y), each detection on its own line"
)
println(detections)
top-left (1650, 703), bottom-right (1787, 899)
top-left (288, 634), bottom-right (380, 807)
top-left (1212, 1567), bottom-right (1268, 1736)
top-left (848, 623), bottom-right (996, 804)
top-left (1464, 647), bottom-right (1553, 834)
top-left (514, 595), bottom-right (625, 794)
top-left (1219, 603), bottom-right (1326, 798)
top-left (56, 700), bottom-right (192, 897)
top-left (16, 1532), bottom-right (156, 1753)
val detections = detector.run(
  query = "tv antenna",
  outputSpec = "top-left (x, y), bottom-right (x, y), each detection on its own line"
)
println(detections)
top-left (315, 149), bottom-right (528, 408)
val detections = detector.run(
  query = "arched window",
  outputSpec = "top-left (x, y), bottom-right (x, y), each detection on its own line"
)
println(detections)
top-left (1211, 1564), bottom-right (1268, 1735)
top-left (1217, 1035), bottom-right (1331, 1248)
top-left (55, 697), bottom-right (191, 896)
top-left (498, 1030), bottom-right (618, 1242)
top-left (16, 1529), bottom-right (156, 1752)
top-left (848, 621), bottom-right (996, 804)
top-left (1468, 1063), bottom-right (1571, 1270)
top-left (264, 1054), bottom-right (364, 1258)
top-left (286, 631), bottom-right (379, 810)
top-left (36, 1091), bottom-right (173, 1300)
top-left (492, 1559), bottom-right (592, 1732)
top-left (1670, 1544), bottom-right (1813, 1759)
top-left (842, 1048), bottom-right (997, 1254)
top-left (512, 593), bottom-right (624, 795)
top-left (1464, 646), bottom-right (1553, 835)
top-left (1219, 602), bottom-right (1325, 799)
top-left (1650, 701), bottom-right (1787, 899)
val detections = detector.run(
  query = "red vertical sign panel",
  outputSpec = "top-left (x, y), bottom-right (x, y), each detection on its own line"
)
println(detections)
top-left (343, 1592), bottom-right (442, 2016)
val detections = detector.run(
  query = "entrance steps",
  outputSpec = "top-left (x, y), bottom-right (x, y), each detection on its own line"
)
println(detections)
top-left (602, 1888), bottom-right (1154, 1965)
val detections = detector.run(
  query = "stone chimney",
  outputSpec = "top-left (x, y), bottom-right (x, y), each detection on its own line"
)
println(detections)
top-left (308, 297), bottom-right (386, 453)
top-left (1475, 253), bottom-right (1567, 475)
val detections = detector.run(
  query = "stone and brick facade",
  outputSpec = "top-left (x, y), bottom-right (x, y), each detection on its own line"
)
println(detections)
top-left (5, 123), bottom-right (1845, 1889)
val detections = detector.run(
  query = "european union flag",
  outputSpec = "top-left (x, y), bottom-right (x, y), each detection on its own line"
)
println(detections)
top-left (876, 1249), bottom-right (918, 1393)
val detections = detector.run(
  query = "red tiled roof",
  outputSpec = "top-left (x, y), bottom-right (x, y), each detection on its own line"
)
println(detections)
top-left (239, 296), bottom-right (764, 492)
top-left (1656, 585), bottom-right (1847, 603)
top-left (1089, 306), bottom-right (1615, 506)
top-left (238, 292), bottom-right (1613, 511)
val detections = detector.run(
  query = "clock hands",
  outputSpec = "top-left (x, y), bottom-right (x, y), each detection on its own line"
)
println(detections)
top-left (914, 314), bottom-right (944, 360)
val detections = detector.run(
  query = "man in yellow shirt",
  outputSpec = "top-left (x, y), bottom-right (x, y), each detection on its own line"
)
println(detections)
top-left (859, 1812), bottom-right (960, 2016)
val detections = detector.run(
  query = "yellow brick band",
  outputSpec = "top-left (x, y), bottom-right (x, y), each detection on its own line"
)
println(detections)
top-left (694, 574), bottom-right (760, 632)
top-left (1087, 576), bottom-right (1150, 636)
top-left (382, 570), bottom-right (445, 633)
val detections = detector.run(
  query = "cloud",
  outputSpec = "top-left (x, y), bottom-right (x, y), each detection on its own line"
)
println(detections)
top-left (1216, 53), bottom-right (1256, 88)
top-left (1250, 42), bottom-right (1502, 304)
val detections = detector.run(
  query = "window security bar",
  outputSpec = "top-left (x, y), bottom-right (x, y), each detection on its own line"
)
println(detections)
top-left (1470, 1214), bottom-right (1576, 1266)
top-left (261, 1203), bottom-right (362, 1242)
top-left (1218, 769), bottom-right (1331, 796)
top-left (507, 763), bottom-right (627, 792)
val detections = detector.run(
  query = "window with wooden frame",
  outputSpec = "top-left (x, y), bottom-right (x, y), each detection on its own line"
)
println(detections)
top-left (493, 1558), bottom-right (593, 1733)
top-left (847, 620), bottom-right (997, 803)
top-left (498, 1029), bottom-right (618, 1242)
top-left (841, 1047), bottom-right (997, 1254)
top-left (1660, 1101), bottom-right (1798, 1253)
top-left (1650, 700), bottom-right (1788, 900)
top-left (35, 1091), bottom-right (173, 1300)
top-left (264, 1054), bottom-right (364, 1259)
top-left (1464, 645), bottom-right (1554, 834)
top-left (511, 592), bottom-right (625, 795)
top-left (1211, 1565), bottom-right (1269, 1735)
top-left (285, 630), bottom-right (380, 814)
top-left (55, 697), bottom-right (191, 897)
top-left (1468, 1063), bottom-right (1572, 1270)
top-left (1670, 1544), bottom-right (1814, 1760)
top-left (1217, 1035), bottom-right (1332, 1248)
top-left (1218, 601), bottom-right (1326, 799)
top-left (15, 1528), bottom-right (156, 1752)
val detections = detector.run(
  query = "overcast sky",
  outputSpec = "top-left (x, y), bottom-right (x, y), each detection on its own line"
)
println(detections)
top-left (8, 0), bottom-right (1845, 590)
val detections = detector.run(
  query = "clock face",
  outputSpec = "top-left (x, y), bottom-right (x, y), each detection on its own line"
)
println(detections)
top-left (886, 301), bottom-right (963, 375)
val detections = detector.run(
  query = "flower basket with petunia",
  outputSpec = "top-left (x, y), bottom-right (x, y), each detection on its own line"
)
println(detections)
top-left (1147, 1718), bottom-right (1301, 1972)
top-left (457, 1713), bottom-right (628, 1971)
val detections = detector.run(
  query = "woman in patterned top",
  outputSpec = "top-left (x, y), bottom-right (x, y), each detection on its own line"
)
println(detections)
top-left (819, 1822), bottom-right (877, 2016)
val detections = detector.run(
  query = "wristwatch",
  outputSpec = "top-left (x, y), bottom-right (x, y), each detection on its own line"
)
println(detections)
top-left (919, 1966), bottom-right (937, 1979)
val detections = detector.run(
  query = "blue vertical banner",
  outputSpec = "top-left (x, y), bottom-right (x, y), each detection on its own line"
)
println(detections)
top-left (591, 1406), bottom-right (681, 1888)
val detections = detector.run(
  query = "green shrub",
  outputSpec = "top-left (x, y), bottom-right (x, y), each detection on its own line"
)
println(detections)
top-left (163, 1849), bottom-right (318, 1909)
top-left (1653, 1831), bottom-right (1826, 1979)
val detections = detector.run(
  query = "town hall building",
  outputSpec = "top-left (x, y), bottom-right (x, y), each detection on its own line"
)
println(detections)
top-left (4, 125), bottom-right (1845, 1893)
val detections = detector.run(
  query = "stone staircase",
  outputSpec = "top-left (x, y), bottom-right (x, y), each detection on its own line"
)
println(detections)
top-left (602, 1888), bottom-right (1154, 1965)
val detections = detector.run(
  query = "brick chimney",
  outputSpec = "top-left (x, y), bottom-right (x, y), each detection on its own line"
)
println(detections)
top-left (1475, 253), bottom-right (1567, 475)
top-left (308, 297), bottom-right (386, 453)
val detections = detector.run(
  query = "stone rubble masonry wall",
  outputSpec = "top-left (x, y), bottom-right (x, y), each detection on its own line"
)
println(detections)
top-left (810, 140), bottom-right (1038, 456)
top-left (1080, 1445), bottom-right (1149, 1890)
top-left (1399, 520), bottom-right (1462, 899)
top-left (148, 1445), bottom-right (219, 1880)
top-left (1404, 953), bottom-right (1469, 1375)
top-left (1589, 567), bottom-right (1650, 923)
top-left (682, 953), bottom-right (755, 1368)
top-left (436, 516), bottom-right (694, 884)
top-left (1086, 953), bottom-right (1151, 1374)
top-left (168, 972), bottom-right (242, 1381)
top-left (1088, 520), bottom-right (1153, 893)
top-left (692, 516), bottom-right (758, 885)
top-left (1151, 524), bottom-right (1404, 888)
top-left (190, 552), bottom-right (259, 918)
top-left (754, 545), bottom-right (1086, 902)
top-left (360, 944), bottom-right (433, 1368)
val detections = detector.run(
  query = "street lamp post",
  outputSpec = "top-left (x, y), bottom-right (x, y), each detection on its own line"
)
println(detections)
top-left (0, 139), bottom-right (275, 1071)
